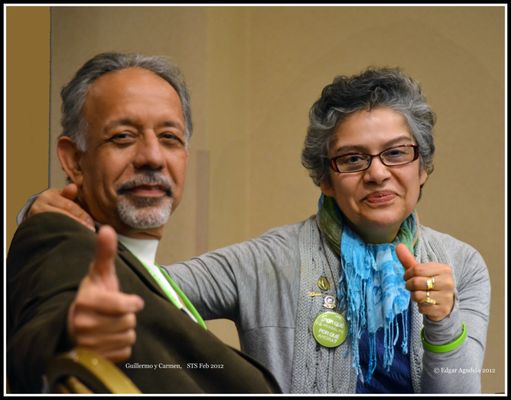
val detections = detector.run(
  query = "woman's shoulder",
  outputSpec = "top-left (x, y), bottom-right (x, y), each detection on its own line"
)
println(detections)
top-left (419, 225), bottom-right (480, 255)
top-left (418, 224), bottom-right (488, 279)
top-left (261, 215), bottom-right (315, 240)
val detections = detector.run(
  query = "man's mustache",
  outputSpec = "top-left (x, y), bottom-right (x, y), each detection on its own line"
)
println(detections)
top-left (117, 174), bottom-right (173, 197)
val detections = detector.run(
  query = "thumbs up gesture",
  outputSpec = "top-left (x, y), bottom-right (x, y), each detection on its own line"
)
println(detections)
top-left (396, 243), bottom-right (455, 321)
top-left (67, 226), bottom-right (144, 362)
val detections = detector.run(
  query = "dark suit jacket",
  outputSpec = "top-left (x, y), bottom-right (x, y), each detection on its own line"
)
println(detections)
top-left (7, 212), bottom-right (280, 393)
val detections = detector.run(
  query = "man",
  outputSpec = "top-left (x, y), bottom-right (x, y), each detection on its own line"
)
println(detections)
top-left (6, 52), bottom-right (279, 394)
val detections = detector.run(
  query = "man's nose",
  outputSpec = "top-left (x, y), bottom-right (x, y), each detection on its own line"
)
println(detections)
top-left (133, 133), bottom-right (164, 170)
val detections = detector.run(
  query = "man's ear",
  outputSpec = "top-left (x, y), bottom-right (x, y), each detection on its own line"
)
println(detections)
top-left (57, 136), bottom-right (84, 186)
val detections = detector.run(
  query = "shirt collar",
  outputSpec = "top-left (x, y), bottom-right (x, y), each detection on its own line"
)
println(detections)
top-left (117, 234), bottom-right (159, 266)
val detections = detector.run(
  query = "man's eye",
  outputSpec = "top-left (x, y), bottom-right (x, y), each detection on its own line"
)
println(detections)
top-left (159, 132), bottom-right (185, 147)
top-left (110, 132), bottom-right (134, 143)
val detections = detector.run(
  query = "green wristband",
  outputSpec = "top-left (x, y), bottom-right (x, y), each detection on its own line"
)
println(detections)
top-left (421, 322), bottom-right (467, 353)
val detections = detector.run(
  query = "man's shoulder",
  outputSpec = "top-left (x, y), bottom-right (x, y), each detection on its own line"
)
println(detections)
top-left (8, 212), bottom-right (97, 266)
top-left (22, 211), bottom-right (90, 229)
top-left (16, 212), bottom-right (95, 240)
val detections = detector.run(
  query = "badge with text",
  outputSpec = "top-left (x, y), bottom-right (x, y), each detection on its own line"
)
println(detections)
top-left (312, 311), bottom-right (348, 348)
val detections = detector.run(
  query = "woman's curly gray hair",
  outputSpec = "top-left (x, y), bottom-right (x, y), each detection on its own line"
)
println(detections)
top-left (301, 67), bottom-right (435, 186)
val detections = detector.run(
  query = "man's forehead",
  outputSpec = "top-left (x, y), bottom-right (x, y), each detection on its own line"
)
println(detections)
top-left (83, 68), bottom-right (182, 113)
top-left (88, 67), bottom-right (173, 93)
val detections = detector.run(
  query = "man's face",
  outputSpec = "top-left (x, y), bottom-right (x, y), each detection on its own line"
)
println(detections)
top-left (66, 67), bottom-right (188, 239)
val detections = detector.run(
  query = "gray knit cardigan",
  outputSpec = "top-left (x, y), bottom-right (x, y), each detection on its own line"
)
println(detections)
top-left (166, 216), bottom-right (490, 394)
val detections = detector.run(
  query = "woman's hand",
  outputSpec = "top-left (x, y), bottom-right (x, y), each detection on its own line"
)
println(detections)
top-left (396, 243), bottom-right (455, 321)
top-left (28, 183), bottom-right (95, 231)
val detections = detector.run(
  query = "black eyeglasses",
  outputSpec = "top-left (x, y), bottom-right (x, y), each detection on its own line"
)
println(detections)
top-left (329, 144), bottom-right (419, 173)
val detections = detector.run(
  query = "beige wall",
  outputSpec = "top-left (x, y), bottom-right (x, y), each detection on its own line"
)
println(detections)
top-left (6, 7), bottom-right (50, 245)
top-left (6, 5), bottom-right (505, 393)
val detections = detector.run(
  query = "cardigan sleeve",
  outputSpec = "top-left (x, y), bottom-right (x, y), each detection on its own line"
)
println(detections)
top-left (164, 224), bottom-right (301, 326)
top-left (420, 232), bottom-right (491, 394)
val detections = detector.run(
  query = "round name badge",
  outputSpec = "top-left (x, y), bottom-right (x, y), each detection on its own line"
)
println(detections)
top-left (312, 311), bottom-right (348, 348)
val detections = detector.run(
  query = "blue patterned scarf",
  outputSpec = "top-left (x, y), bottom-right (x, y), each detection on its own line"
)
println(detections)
top-left (317, 195), bottom-right (417, 383)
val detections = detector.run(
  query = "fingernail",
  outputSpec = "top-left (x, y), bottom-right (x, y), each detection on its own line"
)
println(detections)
top-left (133, 297), bottom-right (144, 310)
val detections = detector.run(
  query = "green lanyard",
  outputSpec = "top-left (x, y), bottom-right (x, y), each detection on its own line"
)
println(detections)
top-left (139, 260), bottom-right (207, 330)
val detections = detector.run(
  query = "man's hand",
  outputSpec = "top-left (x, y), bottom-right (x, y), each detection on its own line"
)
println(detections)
top-left (67, 226), bottom-right (144, 362)
top-left (28, 184), bottom-right (95, 231)
top-left (396, 243), bottom-right (455, 321)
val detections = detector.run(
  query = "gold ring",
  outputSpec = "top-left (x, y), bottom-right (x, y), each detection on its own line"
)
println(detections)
top-left (421, 291), bottom-right (437, 306)
top-left (426, 277), bottom-right (435, 291)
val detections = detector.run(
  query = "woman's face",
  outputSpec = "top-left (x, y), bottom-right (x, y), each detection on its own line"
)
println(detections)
top-left (320, 107), bottom-right (428, 243)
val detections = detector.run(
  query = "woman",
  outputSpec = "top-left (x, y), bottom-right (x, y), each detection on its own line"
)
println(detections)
top-left (20, 67), bottom-right (490, 393)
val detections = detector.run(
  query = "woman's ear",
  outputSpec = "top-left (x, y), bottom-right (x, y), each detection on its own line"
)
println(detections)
top-left (319, 179), bottom-right (335, 198)
top-left (57, 136), bottom-right (84, 186)
top-left (419, 168), bottom-right (428, 186)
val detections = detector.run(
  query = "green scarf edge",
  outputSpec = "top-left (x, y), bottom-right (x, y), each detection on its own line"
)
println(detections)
top-left (318, 195), bottom-right (418, 254)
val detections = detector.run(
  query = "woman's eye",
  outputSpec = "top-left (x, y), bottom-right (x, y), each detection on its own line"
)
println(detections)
top-left (386, 149), bottom-right (405, 157)
top-left (343, 154), bottom-right (365, 164)
top-left (383, 148), bottom-right (409, 160)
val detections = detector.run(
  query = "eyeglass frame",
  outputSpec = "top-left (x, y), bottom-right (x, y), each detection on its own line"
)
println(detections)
top-left (329, 144), bottom-right (420, 173)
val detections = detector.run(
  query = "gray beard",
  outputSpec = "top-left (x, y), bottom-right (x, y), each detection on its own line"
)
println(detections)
top-left (116, 195), bottom-right (173, 230)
